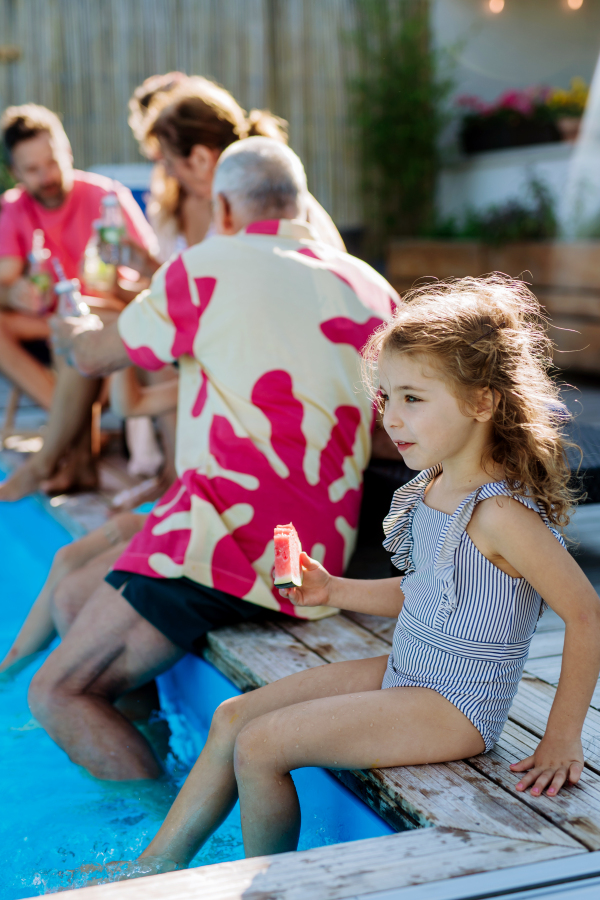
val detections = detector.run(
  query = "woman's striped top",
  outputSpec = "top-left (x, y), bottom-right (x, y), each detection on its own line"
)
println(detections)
top-left (380, 466), bottom-right (565, 750)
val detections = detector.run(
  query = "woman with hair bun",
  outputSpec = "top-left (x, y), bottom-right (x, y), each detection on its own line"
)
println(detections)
top-left (130, 75), bottom-right (344, 274)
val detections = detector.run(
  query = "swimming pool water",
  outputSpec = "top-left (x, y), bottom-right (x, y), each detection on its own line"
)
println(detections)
top-left (0, 488), bottom-right (392, 897)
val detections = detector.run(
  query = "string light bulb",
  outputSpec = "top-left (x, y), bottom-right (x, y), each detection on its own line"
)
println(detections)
top-left (489, 0), bottom-right (505, 13)
top-left (567, 0), bottom-right (583, 9)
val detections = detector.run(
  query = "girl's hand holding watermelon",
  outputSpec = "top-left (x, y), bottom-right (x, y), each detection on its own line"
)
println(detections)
top-left (279, 553), bottom-right (333, 607)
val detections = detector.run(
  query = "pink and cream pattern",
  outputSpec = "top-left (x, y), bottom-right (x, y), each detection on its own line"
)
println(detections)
top-left (116, 219), bottom-right (398, 619)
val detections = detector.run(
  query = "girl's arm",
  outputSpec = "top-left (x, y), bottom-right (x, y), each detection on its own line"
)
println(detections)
top-left (109, 368), bottom-right (178, 419)
top-left (280, 553), bottom-right (404, 617)
top-left (473, 498), bottom-right (600, 798)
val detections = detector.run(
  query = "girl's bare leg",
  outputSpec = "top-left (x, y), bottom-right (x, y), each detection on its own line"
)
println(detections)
top-left (235, 681), bottom-right (484, 857)
top-left (139, 656), bottom-right (484, 869)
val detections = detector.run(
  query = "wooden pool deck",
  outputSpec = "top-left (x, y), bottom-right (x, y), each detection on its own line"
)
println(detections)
top-left (3, 374), bottom-right (600, 899)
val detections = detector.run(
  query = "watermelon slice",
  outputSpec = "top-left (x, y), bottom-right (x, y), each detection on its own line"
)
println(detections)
top-left (273, 523), bottom-right (303, 589)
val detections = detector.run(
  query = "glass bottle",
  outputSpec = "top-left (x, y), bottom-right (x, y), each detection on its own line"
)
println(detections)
top-left (52, 257), bottom-right (90, 318)
top-left (81, 220), bottom-right (116, 292)
top-left (98, 193), bottom-right (127, 265)
top-left (28, 229), bottom-right (54, 311)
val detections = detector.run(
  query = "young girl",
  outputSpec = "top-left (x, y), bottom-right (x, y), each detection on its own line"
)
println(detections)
top-left (119, 275), bottom-right (600, 875)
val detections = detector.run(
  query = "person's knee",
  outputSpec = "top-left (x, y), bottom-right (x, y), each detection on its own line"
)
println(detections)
top-left (233, 716), bottom-right (277, 779)
top-left (111, 511), bottom-right (145, 542)
top-left (0, 310), bottom-right (16, 342)
top-left (52, 543), bottom-right (82, 579)
top-left (51, 573), bottom-right (87, 633)
top-left (209, 696), bottom-right (248, 747)
top-left (28, 664), bottom-right (65, 722)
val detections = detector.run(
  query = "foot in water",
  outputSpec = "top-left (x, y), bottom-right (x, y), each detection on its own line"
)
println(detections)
top-left (59, 856), bottom-right (179, 889)
top-left (0, 459), bottom-right (49, 502)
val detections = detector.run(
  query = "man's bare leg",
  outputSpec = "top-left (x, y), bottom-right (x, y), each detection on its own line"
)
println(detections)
top-left (28, 581), bottom-right (183, 780)
top-left (0, 310), bottom-right (54, 408)
top-left (0, 513), bottom-right (146, 675)
top-left (0, 355), bottom-right (101, 501)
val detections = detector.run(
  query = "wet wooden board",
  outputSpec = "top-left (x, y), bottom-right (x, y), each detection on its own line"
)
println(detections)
top-left (334, 760), bottom-right (580, 846)
top-left (204, 621), bottom-right (326, 692)
top-left (343, 610), bottom-right (397, 644)
top-left (281, 614), bottom-right (391, 662)
top-left (468, 719), bottom-right (600, 850)
top-left (36, 826), bottom-right (583, 900)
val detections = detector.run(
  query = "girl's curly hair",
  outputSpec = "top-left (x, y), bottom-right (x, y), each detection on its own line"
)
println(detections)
top-left (363, 274), bottom-right (581, 527)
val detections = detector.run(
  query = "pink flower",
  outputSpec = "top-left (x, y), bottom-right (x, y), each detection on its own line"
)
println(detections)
top-left (497, 90), bottom-right (534, 115)
top-left (456, 94), bottom-right (489, 114)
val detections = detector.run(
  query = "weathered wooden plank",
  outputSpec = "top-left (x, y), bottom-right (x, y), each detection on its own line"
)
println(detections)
top-left (204, 621), bottom-right (326, 692)
top-left (337, 761), bottom-right (580, 847)
top-left (523, 656), bottom-right (563, 684)
top-left (468, 719), bottom-right (600, 850)
top-left (510, 675), bottom-right (600, 773)
top-left (528, 630), bottom-right (565, 659)
top-left (206, 622), bottom-right (583, 845)
top-left (342, 610), bottom-right (396, 644)
top-left (280, 614), bottom-right (391, 663)
top-left (31, 827), bottom-right (583, 900)
top-left (523, 659), bottom-right (600, 710)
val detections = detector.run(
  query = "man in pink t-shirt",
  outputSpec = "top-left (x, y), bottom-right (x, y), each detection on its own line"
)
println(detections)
top-left (0, 103), bottom-right (156, 500)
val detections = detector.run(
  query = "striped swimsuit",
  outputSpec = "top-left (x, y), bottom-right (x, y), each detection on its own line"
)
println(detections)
top-left (381, 466), bottom-right (565, 750)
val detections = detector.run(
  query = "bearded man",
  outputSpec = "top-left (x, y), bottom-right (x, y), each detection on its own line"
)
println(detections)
top-left (0, 103), bottom-right (156, 498)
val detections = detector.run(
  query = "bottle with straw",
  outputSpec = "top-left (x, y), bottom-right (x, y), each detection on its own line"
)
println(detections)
top-left (52, 258), bottom-right (90, 318)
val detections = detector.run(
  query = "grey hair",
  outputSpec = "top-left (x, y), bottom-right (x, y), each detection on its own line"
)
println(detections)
top-left (212, 136), bottom-right (307, 218)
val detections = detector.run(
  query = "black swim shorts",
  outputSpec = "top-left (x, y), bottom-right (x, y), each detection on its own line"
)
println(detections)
top-left (105, 570), bottom-right (267, 655)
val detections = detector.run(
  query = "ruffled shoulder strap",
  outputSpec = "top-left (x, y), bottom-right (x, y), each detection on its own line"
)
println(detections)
top-left (383, 465), bottom-right (441, 573)
top-left (434, 481), bottom-right (565, 621)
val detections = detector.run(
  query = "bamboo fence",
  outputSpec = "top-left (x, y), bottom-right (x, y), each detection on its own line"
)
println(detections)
top-left (0, 0), bottom-right (362, 227)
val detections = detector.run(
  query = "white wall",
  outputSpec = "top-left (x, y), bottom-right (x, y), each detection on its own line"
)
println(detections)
top-left (432, 0), bottom-right (600, 104)
top-left (438, 142), bottom-right (573, 225)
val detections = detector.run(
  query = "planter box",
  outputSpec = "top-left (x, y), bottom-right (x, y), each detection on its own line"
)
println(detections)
top-left (460, 118), bottom-right (561, 155)
top-left (387, 240), bottom-right (600, 374)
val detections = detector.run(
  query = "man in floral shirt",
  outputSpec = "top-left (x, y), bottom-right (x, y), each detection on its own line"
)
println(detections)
top-left (30, 138), bottom-right (398, 780)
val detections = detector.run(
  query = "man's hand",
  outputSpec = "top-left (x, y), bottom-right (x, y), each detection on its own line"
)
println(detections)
top-left (118, 237), bottom-right (161, 279)
top-left (49, 313), bottom-right (131, 377)
top-left (279, 552), bottom-right (333, 607)
top-left (49, 313), bottom-right (104, 366)
top-left (510, 734), bottom-right (584, 797)
top-left (5, 277), bottom-right (48, 314)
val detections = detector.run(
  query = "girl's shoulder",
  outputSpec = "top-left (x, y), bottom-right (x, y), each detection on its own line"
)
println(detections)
top-left (382, 466), bottom-right (440, 571)
top-left (472, 487), bottom-right (565, 546)
top-left (382, 470), bottom-right (565, 573)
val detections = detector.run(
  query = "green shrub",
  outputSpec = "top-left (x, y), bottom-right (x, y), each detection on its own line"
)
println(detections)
top-left (429, 179), bottom-right (557, 245)
top-left (350, 0), bottom-right (451, 252)
top-left (0, 149), bottom-right (15, 194)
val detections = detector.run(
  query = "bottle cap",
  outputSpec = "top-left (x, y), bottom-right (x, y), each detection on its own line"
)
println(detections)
top-left (102, 193), bottom-right (119, 207)
top-left (55, 278), bottom-right (81, 294)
